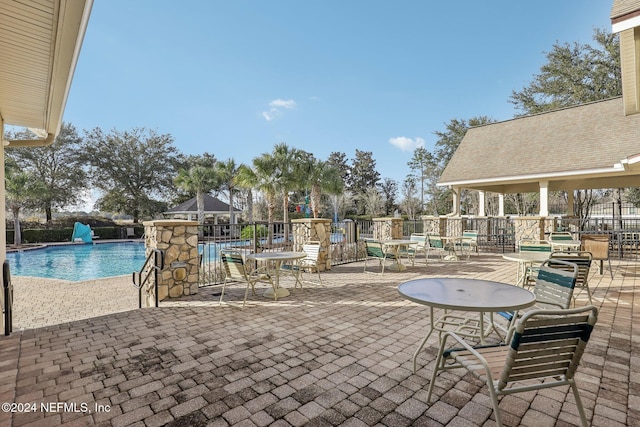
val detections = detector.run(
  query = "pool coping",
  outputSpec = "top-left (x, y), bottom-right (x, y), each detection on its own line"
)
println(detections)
top-left (6, 239), bottom-right (143, 253)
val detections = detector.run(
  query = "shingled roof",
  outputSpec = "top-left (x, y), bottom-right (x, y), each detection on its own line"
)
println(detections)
top-left (166, 194), bottom-right (241, 214)
top-left (438, 97), bottom-right (640, 194)
top-left (611, 0), bottom-right (640, 19)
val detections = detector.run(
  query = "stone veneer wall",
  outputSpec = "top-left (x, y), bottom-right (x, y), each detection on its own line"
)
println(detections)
top-left (143, 220), bottom-right (199, 307)
top-left (291, 218), bottom-right (331, 271)
top-left (372, 218), bottom-right (403, 241)
top-left (512, 217), bottom-right (556, 247)
top-left (421, 216), bottom-right (441, 235)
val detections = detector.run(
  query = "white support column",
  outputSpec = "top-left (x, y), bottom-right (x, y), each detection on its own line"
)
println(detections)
top-left (498, 194), bottom-right (505, 216)
top-left (539, 181), bottom-right (549, 217)
top-left (451, 187), bottom-right (461, 215)
top-left (478, 191), bottom-right (486, 217)
top-left (567, 190), bottom-right (575, 216)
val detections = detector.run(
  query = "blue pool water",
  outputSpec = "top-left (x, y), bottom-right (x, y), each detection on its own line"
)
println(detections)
top-left (6, 236), bottom-right (340, 282)
top-left (7, 242), bottom-right (147, 281)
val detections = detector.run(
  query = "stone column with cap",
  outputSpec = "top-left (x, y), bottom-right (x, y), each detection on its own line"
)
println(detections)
top-left (143, 220), bottom-right (199, 306)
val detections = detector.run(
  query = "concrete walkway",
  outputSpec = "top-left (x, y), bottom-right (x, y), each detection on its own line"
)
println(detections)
top-left (1, 254), bottom-right (637, 426)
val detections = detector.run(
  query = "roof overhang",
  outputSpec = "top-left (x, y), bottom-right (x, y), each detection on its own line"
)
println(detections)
top-left (0, 0), bottom-right (93, 147)
top-left (438, 155), bottom-right (640, 194)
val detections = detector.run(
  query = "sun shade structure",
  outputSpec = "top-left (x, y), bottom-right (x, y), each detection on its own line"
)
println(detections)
top-left (437, 97), bottom-right (640, 215)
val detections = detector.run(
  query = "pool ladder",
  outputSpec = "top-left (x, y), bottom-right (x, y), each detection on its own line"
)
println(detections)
top-left (132, 249), bottom-right (164, 308)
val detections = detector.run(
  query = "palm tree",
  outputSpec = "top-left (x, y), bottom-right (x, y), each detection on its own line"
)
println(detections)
top-left (303, 157), bottom-right (344, 219)
top-left (273, 143), bottom-right (305, 240)
top-left (216, 158), bottom-right (240, 225)
top-left (174, 165), bottom-right (218, 225)
top-left (236, 156), bottom-right (280, 246)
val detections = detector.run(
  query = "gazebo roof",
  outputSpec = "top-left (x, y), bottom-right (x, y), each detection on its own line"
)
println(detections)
top-left (437, 97), bottom-right (640, 194)
top-left (165, 194), bottom-right (241, 215)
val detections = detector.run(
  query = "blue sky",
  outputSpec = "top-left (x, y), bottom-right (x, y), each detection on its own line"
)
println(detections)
top-left (65, 1), bottom-right (613, 186)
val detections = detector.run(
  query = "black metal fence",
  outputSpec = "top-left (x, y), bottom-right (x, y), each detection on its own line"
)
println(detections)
top-left (194, 216), bottom-right (640, 287)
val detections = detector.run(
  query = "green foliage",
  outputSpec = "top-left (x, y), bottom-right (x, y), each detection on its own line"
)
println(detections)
top-left (22, 228), bottom-right (74, 243)
top-left (240, 224), bottom-right (268, 239)
top-left (624, 188), bottom-right (640, 207)
top-left (407, 146), bottom-right (435, 213)
top-left (5, 122), bottom-right (87, 222)
top-left (82, 127), bottom-right (180, 222)
top-left (510, 27), bottom-right (621, 115)
top-left (347, 149), bottom-right (380, 194)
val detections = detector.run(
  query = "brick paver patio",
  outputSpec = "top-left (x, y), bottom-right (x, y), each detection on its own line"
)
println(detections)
top-left (1, 253), bottom-right (637, 426)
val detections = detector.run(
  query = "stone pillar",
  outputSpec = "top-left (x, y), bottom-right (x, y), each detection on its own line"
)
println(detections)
top-left (444, 216), bottom-right (464, 237)
top-left (372, 217), bottom-right (403, 241)
top-left (143, 220), bottom-right (199, 306)
top-left (512, 217), bottom-right (559, 247)
top-left (478, 191), bottom-right (486, 217)
top-left (421, 216), bottom-right (440, 234)
top-left (291, 218), bottom-right (331, 271)
top-left (498, 194), bottom-right (505, 217)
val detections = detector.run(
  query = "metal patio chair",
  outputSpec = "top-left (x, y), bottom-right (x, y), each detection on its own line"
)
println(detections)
top-left (220, 249), bottom-right (275, 307)
top-left (428, 305), bottom-right (598, 427)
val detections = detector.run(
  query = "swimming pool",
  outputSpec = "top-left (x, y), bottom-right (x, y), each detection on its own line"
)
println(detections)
top-left (7, 242), bottom-right (147, 281)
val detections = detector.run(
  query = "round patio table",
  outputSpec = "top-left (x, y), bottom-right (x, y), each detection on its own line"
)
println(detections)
top-left (382, 240), bottom-right (418, 271)
top-left (398, 277), bottom-right (536, 373)
top-left (246, 251), bottom-right (307, 299)
top-left (502, 252), bottom-right (551, 287)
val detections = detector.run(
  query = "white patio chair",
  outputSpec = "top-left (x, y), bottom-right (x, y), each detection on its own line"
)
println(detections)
top-left (428, 305), bottom-right (598, 427)
top-left (549, 251), bottom-right (593, 305)
top-left (363, 240), bottom-right (396, 274)
top-left (498, 259), bottom-right (578, 332)
top-left (281, 241), bottom-right (323, 287)
top-left (406, 233), bottom-right (428, 264)
top-left (425, 234), bottom-right (447, 261)
top-left (220, 249), bottom-right (275, 307)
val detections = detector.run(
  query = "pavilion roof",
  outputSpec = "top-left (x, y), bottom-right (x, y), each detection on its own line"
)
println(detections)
top-left (438, 97), bottom-right (640, 193)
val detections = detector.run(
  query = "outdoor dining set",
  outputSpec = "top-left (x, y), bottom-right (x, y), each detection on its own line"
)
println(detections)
top-left (396, 230), bottom-right (603, 427)
top-left (217, 230), bottom-right (602, 427)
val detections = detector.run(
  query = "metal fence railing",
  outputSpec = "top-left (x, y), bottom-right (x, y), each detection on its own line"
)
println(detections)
top-left (194, 216), bottom-right (640, 287)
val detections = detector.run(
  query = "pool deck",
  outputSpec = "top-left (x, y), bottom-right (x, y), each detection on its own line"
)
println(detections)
top-left (2, 254), bottom-right (638, 426)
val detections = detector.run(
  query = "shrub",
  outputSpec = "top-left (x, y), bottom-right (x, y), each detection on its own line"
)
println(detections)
top-left (240, 224), bottom-right (268, 239)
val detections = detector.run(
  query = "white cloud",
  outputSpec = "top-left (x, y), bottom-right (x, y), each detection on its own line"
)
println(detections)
top-left (269, 99), bottom-right (296, 109)
top-left (389, 136), bottom-right (425, 152)
top-left (262, 98), bottom-right (296, 121)
top-left (262, 109), bottom-right (280, 121)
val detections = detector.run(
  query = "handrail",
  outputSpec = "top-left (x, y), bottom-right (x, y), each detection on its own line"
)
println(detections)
top-left (3, 261), bottom-right (12, 336)
top-left (132, 249), bottom-right (164, 308)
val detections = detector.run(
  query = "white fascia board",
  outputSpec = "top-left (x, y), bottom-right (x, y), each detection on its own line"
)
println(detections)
top-left (437, 164), bottom-right (627, 187)
top-left (612, 15), bottom-right (640, 33)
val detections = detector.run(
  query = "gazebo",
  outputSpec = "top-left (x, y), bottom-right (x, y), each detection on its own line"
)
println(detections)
top-left (164, 194), bottom-right (241, 224)
top-left (437, 97), bottom-right (640, 216)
